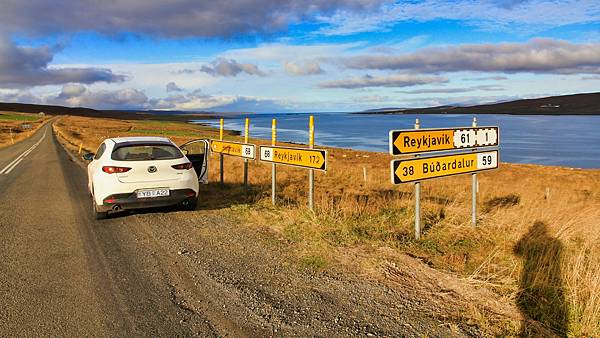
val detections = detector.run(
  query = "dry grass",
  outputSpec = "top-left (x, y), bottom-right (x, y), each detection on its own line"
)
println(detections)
top-left (0, 111), bottom-right (50, 148)
top-left (55, 115), bottom-right (600, 336)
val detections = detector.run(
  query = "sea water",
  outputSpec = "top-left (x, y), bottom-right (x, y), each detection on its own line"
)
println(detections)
top-left (192, 113), bottom-right (600, 169)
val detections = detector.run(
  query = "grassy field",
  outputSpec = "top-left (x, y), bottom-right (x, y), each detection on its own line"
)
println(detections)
top-left (54, 115), bottom-right (600, 336)
top-left (0, 111), bottom-right (50, 148)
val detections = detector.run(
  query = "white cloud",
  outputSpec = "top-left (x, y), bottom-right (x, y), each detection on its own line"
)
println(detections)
top-left (317, 0), bottom-right (600, 35)
top-left (283, 60), bottom-right (324, 75)
top-left (198, 58), bottom-right (266, 77)
top-left (319, 73), bottom-right (448, 89)
top-left (340, 39), bottom-right (600, 74)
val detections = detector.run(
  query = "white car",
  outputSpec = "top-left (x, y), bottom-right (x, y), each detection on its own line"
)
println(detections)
top-left (83, 136), bottom-right (209, 219)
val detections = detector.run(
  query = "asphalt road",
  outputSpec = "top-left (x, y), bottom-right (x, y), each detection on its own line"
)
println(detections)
top-left (0, 124), bottom-right (197, 336)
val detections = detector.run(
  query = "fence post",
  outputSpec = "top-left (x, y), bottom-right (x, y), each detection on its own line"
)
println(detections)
top-left (308, 115), bottom-right (315, 211)
top-left (271, 118), bottom-right (277, 206)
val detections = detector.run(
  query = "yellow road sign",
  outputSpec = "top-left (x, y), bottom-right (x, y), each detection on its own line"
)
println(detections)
top-left (210, 140), bottom-right (256, 159)
top-left (391, 150), bottom-right (498, 184)
top-left (389, 126), bottom-right (499, 155)
top-left (259, 145), bottom-right (327, 171)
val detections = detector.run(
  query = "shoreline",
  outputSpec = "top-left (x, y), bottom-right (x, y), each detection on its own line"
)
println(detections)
top-left (190, 119), bottom-right (600, 171)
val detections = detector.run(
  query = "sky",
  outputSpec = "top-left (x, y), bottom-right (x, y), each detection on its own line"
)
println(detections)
top-left (0, 0), bottom-right (599, 112)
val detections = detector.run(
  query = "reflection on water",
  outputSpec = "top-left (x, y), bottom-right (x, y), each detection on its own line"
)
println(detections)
top-left (192, 112), bottom-right (600, 168)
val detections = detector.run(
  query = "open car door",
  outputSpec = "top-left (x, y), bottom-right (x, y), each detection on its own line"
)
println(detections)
top-left (179, 139), bottom-right (209, 184)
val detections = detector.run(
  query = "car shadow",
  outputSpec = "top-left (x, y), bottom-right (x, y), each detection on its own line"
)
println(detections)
top-left (514, 221), bottom-right (569, 337)
top-left (103, 181), bottom-right (266, 219)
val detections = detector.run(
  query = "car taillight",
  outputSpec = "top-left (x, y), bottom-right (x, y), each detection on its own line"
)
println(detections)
top-left (102, 166), bottom-right (131, 174)
top-left (172, 163), bottom-right (193, 170)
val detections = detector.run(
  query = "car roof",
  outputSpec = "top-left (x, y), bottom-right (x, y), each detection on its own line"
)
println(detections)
top-left (109, 136), bottom-right (173, 145)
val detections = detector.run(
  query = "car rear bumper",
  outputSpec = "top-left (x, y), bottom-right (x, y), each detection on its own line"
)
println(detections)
top-left (98, 188), bottom-right (197, 212)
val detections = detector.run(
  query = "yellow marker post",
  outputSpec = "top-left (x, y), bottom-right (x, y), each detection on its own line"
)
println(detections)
top-left (308, 115), bottom-right (315, 211)
top-left (219, 118), bottom-right (224, 185)
top-left (78, 143), bottom-right (83, 154)
top-left (244, 117), bottom-right (249, 188)
top-left (414, 119), bottom-right (421, 240)
top-left (271, 118), bottom-right (277, 205)
top-left (9, 128), bottom-right (14, 144)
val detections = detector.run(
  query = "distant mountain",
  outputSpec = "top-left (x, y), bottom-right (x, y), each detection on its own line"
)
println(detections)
top-left (0, 102), bottom-right (218, 121)
top-left (359, 92), bottom-right (600, 115)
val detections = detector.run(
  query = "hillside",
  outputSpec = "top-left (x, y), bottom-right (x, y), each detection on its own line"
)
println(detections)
top-left (360, 92), bottom-right (600, 115)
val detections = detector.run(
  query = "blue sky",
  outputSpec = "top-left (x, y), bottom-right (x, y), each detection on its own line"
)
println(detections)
top-left (0, 0), bottom-right (599, 112)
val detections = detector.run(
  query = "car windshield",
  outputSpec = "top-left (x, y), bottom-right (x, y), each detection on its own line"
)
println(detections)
top-left (111, 143), bottom-right (184, 161)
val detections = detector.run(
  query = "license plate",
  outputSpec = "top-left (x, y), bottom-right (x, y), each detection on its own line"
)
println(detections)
top-left (136, 188), bottom-right (170, 198)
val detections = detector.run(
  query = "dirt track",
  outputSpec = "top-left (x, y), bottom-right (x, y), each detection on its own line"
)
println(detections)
top-left (0, 123), bottom-right (521, 336)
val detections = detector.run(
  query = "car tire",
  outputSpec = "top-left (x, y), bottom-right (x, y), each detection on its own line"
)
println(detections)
top-left (92, 196), bottom-right (108, 220)
top-left (184, 197), bottom-right (198, 211)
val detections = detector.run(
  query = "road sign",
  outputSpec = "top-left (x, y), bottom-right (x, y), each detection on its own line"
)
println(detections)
top-left (210, 139), bottom-right (256, 159)
top-left (391, 150), bottom-right (498, 184)
top-left (389, 126), bottom-right (499, 155)
top-left (259, 145), bottom-right (327, 171)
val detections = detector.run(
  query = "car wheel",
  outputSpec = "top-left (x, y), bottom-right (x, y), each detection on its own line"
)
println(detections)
top-left (184, 197), bottom-right (198, 211)
top-left (92, 196), bottom-right (108, 220)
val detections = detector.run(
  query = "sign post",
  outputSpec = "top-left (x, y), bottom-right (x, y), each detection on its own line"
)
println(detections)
top-left (219, 118), bottom-right (224, 186)
top-left (471, 117), bottom-right (478, 227)
top-left (308, 115), bottom-right (315, 211)
top-left (271, 119), bottom-right (277, 206)
top-left (414, 119), bottom-right (421, 241)
top-left (244, 118), bottom-right (250, 189)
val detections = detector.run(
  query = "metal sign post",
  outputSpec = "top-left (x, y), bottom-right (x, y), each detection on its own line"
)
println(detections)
top-left (244, 118), bottom-right (249, 188)
top-left (219, 118), bottom-right (224, 186)
top-left (414, 119), bottom-right (421, 241)
top-left (308, 115), bottom-right (315, 211)
top-left (271, 118), bottom-right (277, 206)
top-left (471, 117), bottom-right (477, 227)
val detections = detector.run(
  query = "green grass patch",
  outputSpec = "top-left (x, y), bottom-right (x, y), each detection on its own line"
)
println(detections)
top-left (0, 113), bottom-right (39, 121)
top-left (300, 254), bottom-right (327, 271)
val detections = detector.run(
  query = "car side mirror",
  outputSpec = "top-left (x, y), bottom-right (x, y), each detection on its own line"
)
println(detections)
top-left (82, 153), bottom-right (95, 161)
top-left (181, 149), bottom-right (189, 155)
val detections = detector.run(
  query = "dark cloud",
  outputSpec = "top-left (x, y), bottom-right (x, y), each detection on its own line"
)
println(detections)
top-left (0, 37), bottom-right (125, 88)
top-left (48, 84), bottom-right (148, 109)
top-left (283, 60), bottom-right (324, 75)
top-left (340, 39), bottom-right (600, 75)
top-left (319, 74), bottom-right (448, 89)
top-left (0, 0), bottom-right (385, 38)
top-left (199, 58), bottom-right (266, 77)
top-left (166, 82), bottom-right (184, 92)
top-left (397, 85), bottom-right (504, 94)
top-left (149, 89), bottom-right (288, 112)
top-left (464, 76), bottom-right (508, 81)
